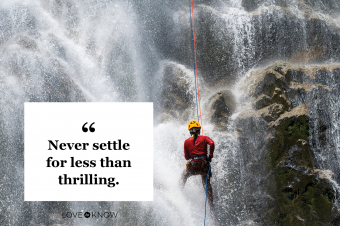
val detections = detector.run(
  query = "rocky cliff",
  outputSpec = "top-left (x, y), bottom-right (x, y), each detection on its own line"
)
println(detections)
top-left (159, 61), bottom-right (340, 225)
top-left (1, 0), bottom-right (340, 225)
top-left (234, 62), bottom-right (340, 225)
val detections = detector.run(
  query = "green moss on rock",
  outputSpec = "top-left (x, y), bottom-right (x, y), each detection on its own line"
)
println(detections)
top-left (254, 95), bottom-right (273, 110)
top-left (254, 72), bottom-right (291, 111)
top-left (268, 115), bottom-right (309, 169)
top-left (266, 113), bottom-right (336, 225)
top-left (272, 88), bottom-right (292, 111)
top-left (269, 167), bottom-right (334, 225)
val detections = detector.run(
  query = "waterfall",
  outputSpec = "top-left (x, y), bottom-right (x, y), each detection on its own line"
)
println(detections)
top-left (1, 0), bottom-right (340, 225)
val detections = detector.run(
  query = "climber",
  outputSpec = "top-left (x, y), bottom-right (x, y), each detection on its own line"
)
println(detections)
top-left (181, 120), bottom-right (215, 212)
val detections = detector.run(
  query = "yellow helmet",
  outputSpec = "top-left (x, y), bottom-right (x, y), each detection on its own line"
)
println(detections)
top-left (188, 120), bottom-right (201, 130)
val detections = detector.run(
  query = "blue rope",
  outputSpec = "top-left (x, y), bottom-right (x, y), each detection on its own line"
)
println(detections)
top-left (189, 1), bottom-right (211, 224)
top-left (204, 161), bottom-right (211, 226)
top-left (189, 0), bottom-right (200, 122)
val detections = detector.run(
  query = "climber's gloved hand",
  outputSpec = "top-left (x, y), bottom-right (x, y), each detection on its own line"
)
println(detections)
top-left (207, 156), bottom-right (213, 162)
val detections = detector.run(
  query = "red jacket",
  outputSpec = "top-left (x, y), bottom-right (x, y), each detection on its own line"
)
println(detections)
top-left (184, 135), bottom-right (215, 160)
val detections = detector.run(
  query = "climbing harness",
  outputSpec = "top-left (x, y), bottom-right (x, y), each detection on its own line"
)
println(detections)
top-left (186, 155), bottom-right (216, 225)
top-left (193, 155), bottom-right (206, 160)
top-left (189, 0), bottom-right (203, 134)
top-left (185, 155), bottom-right (208, 176)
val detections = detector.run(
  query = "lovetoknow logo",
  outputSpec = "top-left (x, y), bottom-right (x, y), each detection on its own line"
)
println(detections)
top-left (62, 212), bottom-right (118, 218)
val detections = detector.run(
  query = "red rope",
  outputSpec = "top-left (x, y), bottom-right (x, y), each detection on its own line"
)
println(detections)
top-left (191, 2), bottom-right (215, 225)
top-left (191, 0), bottom-right (203, 135)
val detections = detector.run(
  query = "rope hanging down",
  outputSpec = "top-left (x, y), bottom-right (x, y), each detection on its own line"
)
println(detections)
top-left (204, 163), bottom-right (211, 226)
top-left (204, 162), bottom-right (216, 226)
top-left (189, 0), bottom-right (203, 134)
top-left (189, 1), bottom-right (216, 226)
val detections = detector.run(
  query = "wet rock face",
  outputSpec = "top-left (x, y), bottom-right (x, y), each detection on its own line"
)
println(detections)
top-left (266, 166), bottom-right (336, 225)
top-left (194, 3), bottom-right (340, 84)
top-left (253, 94), bottom-right (272, 110)
top-left (206, 90), bottom-right (236, 128)
top-left (159, 62), bottom-right (195, 120)
top-left (236, 62), bottom-right (340, 225)
top-left (135, 1), bottom-right (340, 84)
top-left (15, 202), bottom-right (72, 226)
top-left (266, 112), bottom-right (338, 225)
top-left (261, 103), bottom-right (285, 122)
top-left (17, 36), bottom-right (38, 51)
top-left (253, 72), bottom-right (292, 114)
top-left (235, 115), bottom-right (272, 223)
top-left (268, 113), bottom-right (310, 169)
top-left (241, 0), bottom-right (264, 11)
top-left (25, 60), bottom-right (86, 102)
top-left (242, 0), bottom-right (340, 14)
top-left (251, 63), bottom-right (340, 183)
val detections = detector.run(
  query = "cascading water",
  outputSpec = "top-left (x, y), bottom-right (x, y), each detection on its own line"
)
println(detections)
top-left (1, 0), bottom-right (340, 225)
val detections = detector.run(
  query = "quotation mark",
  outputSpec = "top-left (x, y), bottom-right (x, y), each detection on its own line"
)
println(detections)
top-left (82, 122), bottom-right (95, 133)
top-left (84, 212), bottom-right (90, 218)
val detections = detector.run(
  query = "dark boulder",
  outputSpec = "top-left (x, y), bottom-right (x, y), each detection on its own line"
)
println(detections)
top-left (206, 90), bottom-right (236, 128)
top-left (253, 94), bottom-right (273, 110)
top-left (235, 62), bottom-right (340, 224)
top-left (159, 62), bottom-right (195, 121)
